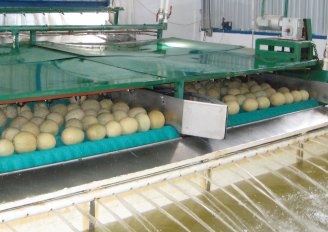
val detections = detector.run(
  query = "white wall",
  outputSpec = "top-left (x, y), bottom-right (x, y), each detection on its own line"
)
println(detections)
top-left (116, 0), bottom-right (202, 40)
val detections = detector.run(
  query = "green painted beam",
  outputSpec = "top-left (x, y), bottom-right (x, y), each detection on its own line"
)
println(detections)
top-left (0, 7), bottom-right (123, 14)
top-left (0, 24), bottom-right (167, 33)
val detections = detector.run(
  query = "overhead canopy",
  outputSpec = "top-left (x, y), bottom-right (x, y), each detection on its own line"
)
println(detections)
top-left (0, 38), bottom-right (317, 103)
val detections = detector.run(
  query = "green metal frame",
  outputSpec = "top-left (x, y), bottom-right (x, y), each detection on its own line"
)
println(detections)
top-left (255, 38), bottom-right (314, 62)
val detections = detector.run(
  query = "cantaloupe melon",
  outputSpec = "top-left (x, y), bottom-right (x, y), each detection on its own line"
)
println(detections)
top-left (21, 122), bottom-right (40, 136)
top-left (50, 104), bottom-right (68, 116)
top-left (243, 99), bottom-right (258, 112)
top-left (40, 119), bottom-right (59, 136)
top-left (291, 90), bottom-right (302, 102)
top-left (10, 116), bottom-right (28, 129)
top-left (135, 113), bottom-right (151, 132)
top-left (84, 110), bottom-right (98, 117)
top-left (250, 85), bottom-right (262, 93)
top-left (0, 139), bottom-right (14, 156)
top-left (5, 106), bottom-right (17, 119)
top-left (226, 101), bottom-right (240, 115)
top-left (278, 87), bottom-right (290, 93)
top-left (97, 113), bottom-right (114, 125)
top-left (47, 112), bottom-right (64, 126)
top-left (65, 109), bottom-right (85, 121)
top-left (113, 110), bottom-right (128, 122)
top-left (105, 121), bottom-right (122, 137)
top-left (112, 101), bottom-right (129, 113)
top-left (81, 99), bottom-right (101, 112)
top-left (67, 103), bottom-right (80, 111)
top-left (86, 123), bottom-right (106, 141)
top-left (65, 118), bottom-right (83, 129)
top-left (2, 127), bottom-right (20, 142)
top-left (37, 133), bottom-right (56, 150)
top-left (82, 115), bottom-right (98, 130)
top-left (61, 127), bottom-right (84, 145)
top-left (120, 117), bottom-right (139, 135)
top-left (223, 95), bottom-right (237, 103)
top-left (283, 92), bottom-right (294, 104)
top-left (148, 110), bottom-right (165, 129)
top-left (257, 97), bottom-right (270, 109)
top-left (34, 107), bottom-right (50, 118)
top-left (100, 99), bottom-right (113, 110)
top-left (13, 132), bottom-right (37, 153)
top-left (0, 109), bottom-right (7, 127)
top-left (128, 107), bottom-right (147, 118)
top-left (20, 110), bottom-right (33, 120)
top-left (300, 90), bottom-right (310, 101)
top-left (270, 92), bottom-right (286, 106)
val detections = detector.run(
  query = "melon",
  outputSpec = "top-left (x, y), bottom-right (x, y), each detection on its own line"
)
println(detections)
top-left (113, 110), bottom-right (128, 122)
top-left (82, 115), bottom-right (98, 130)
top-left (37, 133), bottom-right (56, 150)
top-left (67, 103), bottom-right (80, 111)
top-left (0, 109), bottom-right (7, 127)
top-left (250, 85), bottom-right (262, 93)
top-left (255, 91), bottom-right (267, 98)
top-left (40, 119), bottom-right (59, 136)
top-left (278, 87), bottom-right (290, 93)
top-left (10, 117), bottom-right (28, 129)
top-left (239, 87), bottom-right (249, 94)
top-left (65, 109), bottom-right (85, 121)
top-left (47, 112), bottom-right (64, 126)
top-left (236, 94), bottom-right (246, 105)
top-left (245, 93), bottom-right (256, 99)
top-left (0, 139), bottom-right (15, 156)
top-left (65, 119), bottom-right (83, 129)
top-left (228, 88), bottom-right (241, 96)
top-left (81, 99), bottom-right (101, 112)
top-left (148, 110), bottom-right (165, 129)
top-left (30, 117), bottom-right (45, 126)
top-left (270, 92), bottom-right (286, 106)
top-left (135, 113), bottom-right (151, 132)
top-left (207, 88), bottom-right (220, 98)
top-left (243, 99), bottom-right (258, 112)
top-left (265, 88), bottom-right (276, 97)
top-left (247, 80), bottom-right (258, 87)
top-left (34, 107), bottom-right (50, 118)
top-left (257, 97), bottom-right (271, 109)
top-left (100, 99), bottom-right (113, 110)
top-left (226, 101), bottom-right (240, 115)
top-left (220, 87), bottom-right (228, 96)
top-left (223, 95), bottom-right (237, 103)
top-left (128, 107), bottom-right (147, 118)
top-left (87, 94), bottom-right (99, 100)
top-left (2, 127), bottom-right (20, 142)
top-left (21, 122), bottom-right (40, 136)
top-left (112, 101), bottom-right (129, 113)
top-left (13, 132), bottom-right (37, 153)
top-left (98, 108), bottom-right (110, 115)
top-left (34, 102), bottom-right (48, 110)
top-left (228, 81), bottom-right (241, 89)
top-left (105, 121), bottom-right (122, 137)
top-left (20, 110), bottom-right (33, 120)
top-left (61, 127), bottom-right (84, 145)
top-left (300, 90), bottom-right (310, 101)
top-left (5, 106), bottom-right (17, 119)
top-left (120, 117), bottom-right (139, 135)
top-left (260, 83), bottom-right (271, 90)
top-left (291, 91), bottom-right (302, 102)
top-left (84, 110), bottom-right (98, 117)
top-left (18, 105), bottom-right (31, 113)
top-left (97, 113), bottom-right (114, 125)
top-left (50, 104), bottom-right (68, 116)
top-left (86, 123), bottom-right (106, 141)
top-left (283, 92), bottom-right (294, 104)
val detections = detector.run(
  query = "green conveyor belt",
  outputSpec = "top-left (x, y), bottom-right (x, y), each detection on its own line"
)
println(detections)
top-left (0, 38), bottom-right (317, 102)
top-left (0, 126), bottom-right (180, 173)
top-left (227, 100), bottom-right (321, 127)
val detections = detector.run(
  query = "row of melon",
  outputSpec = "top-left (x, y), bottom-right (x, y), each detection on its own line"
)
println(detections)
top-left (185, 79), bottom-right (310, 114)
top-left (0, 97), bottom-right (165, 157)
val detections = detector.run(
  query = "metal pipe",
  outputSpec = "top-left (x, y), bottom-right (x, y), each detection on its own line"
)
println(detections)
top-left (284, 0), bottom-right (289, 17)
top-left (261, 0), bottom-right (266, 17)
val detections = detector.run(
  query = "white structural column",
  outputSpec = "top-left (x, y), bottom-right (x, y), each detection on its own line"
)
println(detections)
top-left (323, 33), bottom-right (328, 70)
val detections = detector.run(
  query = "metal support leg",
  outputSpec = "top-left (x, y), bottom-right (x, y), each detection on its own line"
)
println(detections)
top-left (30, 31), bottom-right (36, 46)
top-left (12, 32), bottom-right (19, 49)
top-left (205, 169), bottom-right (212, 192)
top-left (174, 81), bottom-right (184, 99)
top-left (89, 200), bottom-right (96, 232)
